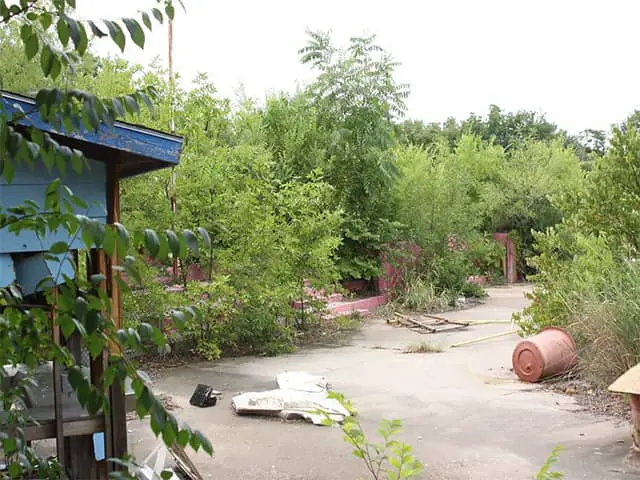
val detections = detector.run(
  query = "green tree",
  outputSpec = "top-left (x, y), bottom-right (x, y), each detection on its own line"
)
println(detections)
top-left (481, 105), bottom-right (560, 150)
top-left (579, 115), bottom-right (640, 251)
top-left (394, 119), bottom-right (443, 149)
top-left (262, 92), bottom-right (326, 182)
top-left (394, 136), bottom-right (503, 253)
top-left (513, 117), bottom-right (640, 384)
top-left (484, 139), bottom-right (585, 275)
top-left (116, 70), bottom-right (343, 356)
top-left (396, 105), bottom-right (573, 154)
top-left (300, 30), bottom-right (409, 280)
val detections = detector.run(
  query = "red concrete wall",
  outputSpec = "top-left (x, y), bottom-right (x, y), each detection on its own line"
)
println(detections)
top-left (494, 233), bottom-right (518, 283)
top-left (378, 242), bottom-right (422, 294)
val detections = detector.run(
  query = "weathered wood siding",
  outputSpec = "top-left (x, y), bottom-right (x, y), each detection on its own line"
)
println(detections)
top-left (0, 158), bottom-right (107, 254)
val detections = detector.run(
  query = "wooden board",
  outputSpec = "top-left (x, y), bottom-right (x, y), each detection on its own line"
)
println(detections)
top-left (0, 158), bottom-right (107, 254)
top-left (23, 416), bottom-right (105, 442)
top-left (106, 161), bottom-right (128, 470)
top-left (169, 443), bottom-right (203, 480)
top-left (393, 312), bottom-right (469, 334)
top-left (609, 362), bottom-right (640, 395)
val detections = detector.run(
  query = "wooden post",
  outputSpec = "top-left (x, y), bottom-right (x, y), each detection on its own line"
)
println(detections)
top-left (50, 287), bottom-right (66, 472)
top-left (106, 160), bottom-right (128, 469)
top-left (90, 249), bottom-right (111, 479)
top-left (64, 257), bottom-right (103, 480)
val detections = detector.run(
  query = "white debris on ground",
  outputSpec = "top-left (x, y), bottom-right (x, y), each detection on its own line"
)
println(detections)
top-left (275, 371), bottom-right (328, 393)
top-left (231, 371), bottom-right (350, 425)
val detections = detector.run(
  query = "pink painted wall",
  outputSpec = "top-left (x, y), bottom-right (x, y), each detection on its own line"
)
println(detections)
top-left (378, 242), bottom-right (421, 294)
top-left (494, 233), bottom-right (519, 283)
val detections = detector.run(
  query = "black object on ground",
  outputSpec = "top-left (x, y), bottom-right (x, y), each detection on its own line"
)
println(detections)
top-left (189, 384), bottom-right (220, 408)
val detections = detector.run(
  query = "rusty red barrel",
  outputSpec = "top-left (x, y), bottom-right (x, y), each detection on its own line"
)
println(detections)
top-left (512, 327), bottom-right (577, 383)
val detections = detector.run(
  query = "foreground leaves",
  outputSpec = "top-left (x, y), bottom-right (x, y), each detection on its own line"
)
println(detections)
top-left (0, 1), bottom-right (213, 477)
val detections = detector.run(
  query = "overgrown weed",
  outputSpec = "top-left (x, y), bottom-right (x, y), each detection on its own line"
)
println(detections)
top-left (403, 341), bottom-right (443, 354)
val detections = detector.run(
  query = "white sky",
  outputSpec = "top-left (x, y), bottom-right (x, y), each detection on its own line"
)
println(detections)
top-left (77, 0), bottom-right (640, 134)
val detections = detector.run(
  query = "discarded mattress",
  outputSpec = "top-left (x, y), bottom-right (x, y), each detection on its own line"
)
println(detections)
top-left (231, 371), bottom-right (349, 425)
top-left (275, 371), bottom-right (328, 393)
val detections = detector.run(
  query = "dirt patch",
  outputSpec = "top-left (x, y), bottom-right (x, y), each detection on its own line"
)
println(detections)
top-left (135, 351), bottom-right (202, 380)
top-left (126, 392), bottom-right (180, 421)
top-left (542, 377), bottom-right (631, 422)
top-left (294, 315), bottom-right (362, 348)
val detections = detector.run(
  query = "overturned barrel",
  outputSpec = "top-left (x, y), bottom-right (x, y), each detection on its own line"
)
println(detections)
top-left (512, 327), bottom-right (577, 383)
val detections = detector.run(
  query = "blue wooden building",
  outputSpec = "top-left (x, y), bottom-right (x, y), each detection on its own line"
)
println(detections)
top-left (0, 91), bottom-right (183, 478)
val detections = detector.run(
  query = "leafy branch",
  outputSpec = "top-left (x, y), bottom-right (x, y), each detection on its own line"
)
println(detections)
top-left (321, 394), bottom-right (423, 480)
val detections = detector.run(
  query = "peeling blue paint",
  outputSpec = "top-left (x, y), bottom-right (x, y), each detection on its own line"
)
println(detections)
top-left (1, 91), bottom-right (183, 174)
top-left (13, 252), bottom-right (74, 295)
top-left (0, 158), bottom-right (107, 254)
top-left (0, 254), bottom-right (15, 287)
top-left (0, 90), bottom-right (183, 281)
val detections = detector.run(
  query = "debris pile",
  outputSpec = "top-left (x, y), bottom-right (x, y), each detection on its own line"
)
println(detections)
top-left (389, 312), bottom-right (470, 334)
top-left (231, 371), bottom-right (351, 425)
top-left (189, 384), bottom-right (221, 408)
top-left (137, 442), bottom-right (202, 480)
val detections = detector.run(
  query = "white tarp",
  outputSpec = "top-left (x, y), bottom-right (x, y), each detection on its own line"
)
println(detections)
top-left (231, 371), bottom-right (350, 425)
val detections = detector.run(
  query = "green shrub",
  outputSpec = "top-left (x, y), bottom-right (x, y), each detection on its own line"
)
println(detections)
top-left (322, 395), bottom-right (423, 480)
top-left (460, 281), bottom-right (487, 299)
top-left (536, 445), bottom-right (564, 480)
top-left (513, 226), bottom-right (618, 336)
top-left (483, 139), bottom-right (585, 278)
top-left (468, 235), bottom-right (505, 280)
top-left (179, 279), bottom-right (235, 360)
top-left (515, 117), bottom-right (640, 388)
top-left (568, 263), bottom-right (640, 387)
top-left (514, 225), bottom-right (640, 386)
top-left (392, 273), bottom-right (450, 312)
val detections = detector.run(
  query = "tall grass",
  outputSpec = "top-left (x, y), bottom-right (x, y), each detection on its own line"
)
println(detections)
top-left (570, 263), bottom-right (640, 387)
top-left (394, 274), bottom-right (450, 313)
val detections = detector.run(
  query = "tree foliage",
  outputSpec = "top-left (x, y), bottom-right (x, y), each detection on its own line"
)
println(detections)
top-left (396, 105), bottom-right (563, 151)
top-left (515, 112), bottom-right (640, 386)
top-left (300, 31), bottom-right (409, 280)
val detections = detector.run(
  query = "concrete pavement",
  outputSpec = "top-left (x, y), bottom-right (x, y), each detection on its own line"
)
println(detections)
top-left (128, 285), bottom-right (640, 479)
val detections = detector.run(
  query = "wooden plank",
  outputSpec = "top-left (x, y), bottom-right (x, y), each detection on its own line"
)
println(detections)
top-left (394, 313), bottom-right (437, 333)
top-left (63, 324), bottom-right (99, 478)
top-left (13, 252), bottom-right (75, 295)
top-left (422, 314), bottom-right (470, 327)
top-left (0, 156), bottom-right (106, 185)
top-left (23, 416), bottom-right (105, 442)
top-left (0, 220), bottom-right (107, 255)
top-left (0, 160), bottom-right (108, 254)
top-left (50, 287), bottom-right (66, 469)
top-left (67, 436), bottom-right (101, 479)
top-left (430, 324), bottom-right (469, 333)
top-left (169, 443), bottom-right (204, 480)
top-left (0, 184), bottom-right (106, 215)
top-left (449, 330), bottom-right (517, 348)
top-left (0, 253), bottom-right (15, 287)
top-left (89, 249), bottom-right (108, 387)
